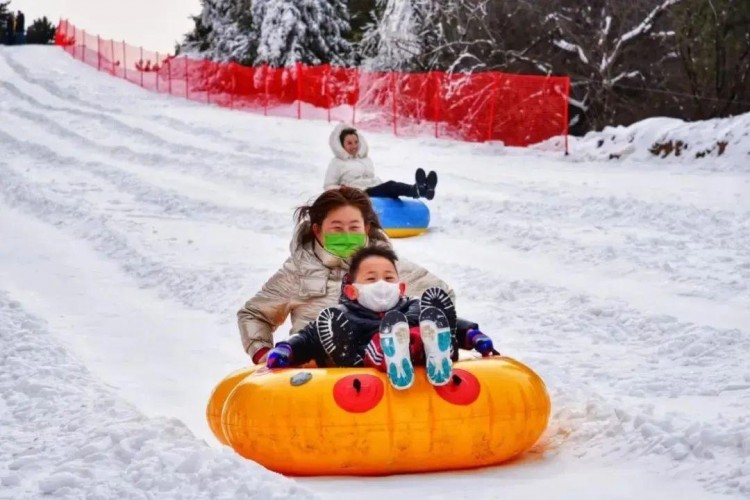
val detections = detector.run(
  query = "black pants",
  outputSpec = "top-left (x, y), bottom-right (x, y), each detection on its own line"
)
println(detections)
top-left (365, 181), bottom-right (415, 199)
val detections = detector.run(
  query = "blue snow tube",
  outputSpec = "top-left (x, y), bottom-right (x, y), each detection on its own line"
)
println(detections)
top-left (370, 197), bottom-right (430, 238)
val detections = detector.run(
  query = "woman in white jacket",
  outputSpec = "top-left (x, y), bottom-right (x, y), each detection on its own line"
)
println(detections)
top-left (324, 123), bottom-right (438, 200)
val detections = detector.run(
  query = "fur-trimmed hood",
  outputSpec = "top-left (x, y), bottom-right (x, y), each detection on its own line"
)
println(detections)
top-left (329, 122), bottom-right (369, 160)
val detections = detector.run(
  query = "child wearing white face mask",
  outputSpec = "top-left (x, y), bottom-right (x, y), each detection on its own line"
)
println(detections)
top-left (266, 246), bottom-right (496, 390)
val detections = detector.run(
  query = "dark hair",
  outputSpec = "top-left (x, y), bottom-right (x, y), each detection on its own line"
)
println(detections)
top-left (339, 127), bottom-right (358, 147)
top-left (294, 187), bottom-right (383, 247)
top-left (348, 246), bottom-right (399, 282)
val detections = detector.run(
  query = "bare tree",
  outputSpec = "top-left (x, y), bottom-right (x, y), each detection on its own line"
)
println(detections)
top-left (415, 0), bottom-right (554, 75)
top-left (544, 0), bottom-right (687, 129)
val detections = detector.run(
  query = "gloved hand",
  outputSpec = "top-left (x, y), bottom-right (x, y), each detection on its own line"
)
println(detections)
top-left (266, 343), bottom-right (293, 369)
top-left (467, 329), bottom-right (495, 357)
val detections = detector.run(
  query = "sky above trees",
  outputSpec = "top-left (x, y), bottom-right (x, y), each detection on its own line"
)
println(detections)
top-left (10, 0), bottom-right (199, 52)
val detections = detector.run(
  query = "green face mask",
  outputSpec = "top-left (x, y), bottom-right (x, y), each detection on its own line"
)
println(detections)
top-left (323, 233), bottom-right (367, 259)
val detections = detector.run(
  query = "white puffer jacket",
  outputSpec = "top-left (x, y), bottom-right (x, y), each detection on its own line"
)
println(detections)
top-left (323, 123), bottom-right (382, 190)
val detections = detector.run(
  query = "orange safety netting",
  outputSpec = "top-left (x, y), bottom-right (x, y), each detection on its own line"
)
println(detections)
top-left (55, 20), bottom-right (569, 150)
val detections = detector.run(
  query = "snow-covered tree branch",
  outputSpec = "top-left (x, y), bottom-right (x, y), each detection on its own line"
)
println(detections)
top-left (603, 0), bottom-right (686, 72)
top-left (254, 0), bottom-right (353, 67)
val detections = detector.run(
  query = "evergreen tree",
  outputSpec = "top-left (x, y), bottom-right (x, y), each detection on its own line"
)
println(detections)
top-left (360, 0), bottom-right (445, 71)
top-left (253, 0), bottom-right (353, 67)
top-left (0, 1), bottom-right (11, 38)
top-left (182, 0), bottom-right (258, 65)
top-left (183, 6), bottom-right (212, 53)
top-left (348, 0), bottom-right (378, 44)
top-left (26, 16), bottom-right (56, 44)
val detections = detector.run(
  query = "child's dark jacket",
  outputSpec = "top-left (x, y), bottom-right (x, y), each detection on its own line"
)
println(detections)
top-left (282, 292), bottom-right (479, 367)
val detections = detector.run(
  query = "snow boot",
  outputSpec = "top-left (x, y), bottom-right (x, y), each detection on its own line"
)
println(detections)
top-left (416, 168), bottom-right (438, 200)
top-left (380, 310), bottom-right (414, 390)
top-left (415, 168), bottom-right (428, 199)
top-left (420, 306), bottom-right (453, 386)
top-left (317, 307), bottom-right (362, 367)
top-left (425, 171), bottom-right (438, 200)
top-left (420, 287), bottom-right (456, 333)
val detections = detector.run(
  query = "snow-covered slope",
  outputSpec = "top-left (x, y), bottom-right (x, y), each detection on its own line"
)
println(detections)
top-left (0, 284), bottom-right (313, 499)
top-left (1, 46), bottom-right (749, 499)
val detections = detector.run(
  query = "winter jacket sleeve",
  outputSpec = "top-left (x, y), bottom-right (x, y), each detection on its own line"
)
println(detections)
top-left (323, 159), bottom-right (342, 190)
top-left (237, 258), bottom-right (297, 361)
top-left (397, 258), bottom-right (456, 303)
top-left (284, 320), bottom-right (324, 366)
top-left (455, 318), bottom-right (480, 349)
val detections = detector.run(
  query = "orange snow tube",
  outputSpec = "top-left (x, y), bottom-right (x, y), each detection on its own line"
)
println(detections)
top-left (207, 357), bottom-right (550, 476)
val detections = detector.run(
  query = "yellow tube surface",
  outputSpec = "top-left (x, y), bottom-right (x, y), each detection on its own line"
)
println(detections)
top-left (384, 228), bottom-right (427, 238)
top-left (209, 357), bottom-right (550, 476)
top-left (206, 366), bottom-right (260, 445)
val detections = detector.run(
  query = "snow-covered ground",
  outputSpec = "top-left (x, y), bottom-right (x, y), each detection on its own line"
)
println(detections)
top-left (1, 46), bottom-right (749, 499)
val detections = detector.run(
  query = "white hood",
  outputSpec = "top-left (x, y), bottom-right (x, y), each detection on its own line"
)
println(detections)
top-left (329, 123), bottom-right (369, 160)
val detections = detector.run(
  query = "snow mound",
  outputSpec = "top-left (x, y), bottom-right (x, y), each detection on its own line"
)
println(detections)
top-left (562, 113), bottom-right (750, 170)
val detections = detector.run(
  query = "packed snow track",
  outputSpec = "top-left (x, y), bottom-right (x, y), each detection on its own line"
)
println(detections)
top-left (1, 46), bottom-right (749, 499)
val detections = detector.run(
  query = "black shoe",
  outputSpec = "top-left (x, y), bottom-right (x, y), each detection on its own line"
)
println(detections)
top-left (419, 287), bottom-right (456, 334)
top-left (425, 171), bottom-right (437, 200)
top-left (415, 168), bottom-right (428, 199)
top-left (316, 307), bottom-right (362, 366)
top-left (420, 287), bottom-right (458, 360)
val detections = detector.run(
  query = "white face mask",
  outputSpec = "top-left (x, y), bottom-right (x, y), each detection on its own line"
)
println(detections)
top-left (353, 281), bottom-right (401, 312)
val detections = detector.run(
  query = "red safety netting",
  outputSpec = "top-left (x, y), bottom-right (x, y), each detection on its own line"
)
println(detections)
top-left (55, 20), bottom-right (569, 150)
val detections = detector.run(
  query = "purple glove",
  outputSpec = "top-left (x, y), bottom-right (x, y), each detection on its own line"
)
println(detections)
top-left (467, 329), bottom-right (495, 357)
top-left (266, 343), bottom-right (293, 369)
